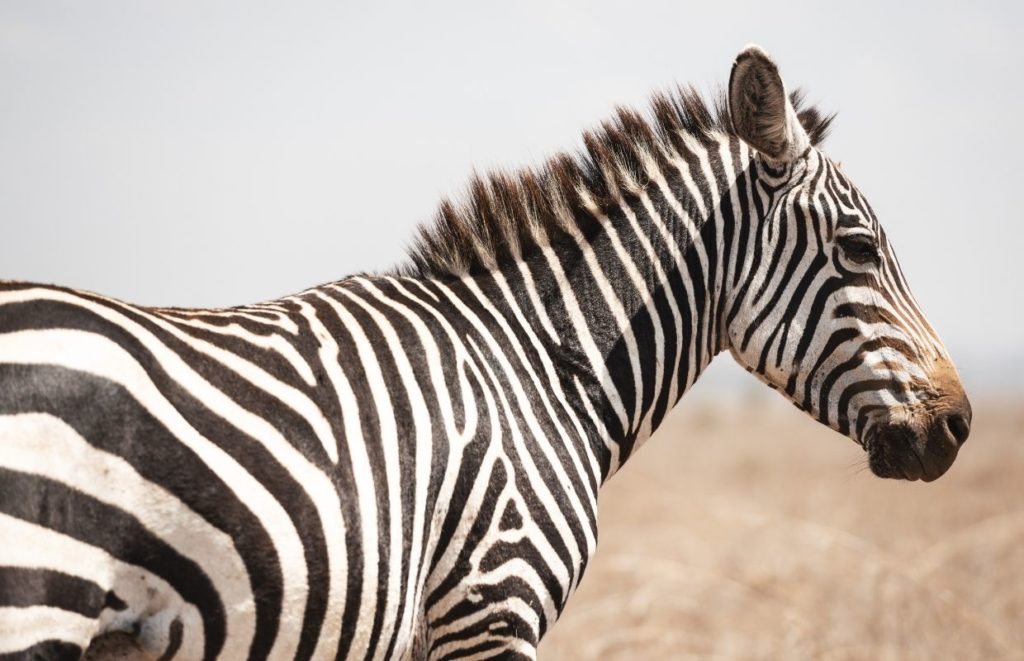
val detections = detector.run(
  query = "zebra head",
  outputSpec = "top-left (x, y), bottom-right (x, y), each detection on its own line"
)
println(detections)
top-left (723, 45), bottom-right (970, 481)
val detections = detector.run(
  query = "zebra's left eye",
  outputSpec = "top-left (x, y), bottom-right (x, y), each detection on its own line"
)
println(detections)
top-left (837, 234), bottom-right (878, 264)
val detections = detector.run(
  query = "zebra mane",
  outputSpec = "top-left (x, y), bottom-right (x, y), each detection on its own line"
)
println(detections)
top-left (398, 86), bottom-right (833, 278)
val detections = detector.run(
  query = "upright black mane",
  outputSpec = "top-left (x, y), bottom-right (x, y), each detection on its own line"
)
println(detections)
top-left (398, 87), bottom-right (833, 278)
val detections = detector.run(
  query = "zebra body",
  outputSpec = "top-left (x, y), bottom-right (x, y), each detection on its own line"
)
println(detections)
top-left (0, 274), bottom-right (608, 659)
top-left (0, 46), bottom-right (970, 659)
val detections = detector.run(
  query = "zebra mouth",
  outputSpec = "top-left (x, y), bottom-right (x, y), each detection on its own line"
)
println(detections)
top-left (866, 421), bottom-right (960, 482)
top-left (866, 424), bottom-right (927, 481)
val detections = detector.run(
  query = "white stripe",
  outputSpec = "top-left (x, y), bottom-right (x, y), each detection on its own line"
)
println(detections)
top-left (0, 606), bottom-right (96, 653)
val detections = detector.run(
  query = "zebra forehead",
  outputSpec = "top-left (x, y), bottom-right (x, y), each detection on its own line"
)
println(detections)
top-left (398, 87), bottom-right (835, 279)
top-left (814, 165), bottom-right (879, 228)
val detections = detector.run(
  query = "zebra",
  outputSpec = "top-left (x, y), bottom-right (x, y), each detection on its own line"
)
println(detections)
top-left (0, 44), bottom-right (970, 660)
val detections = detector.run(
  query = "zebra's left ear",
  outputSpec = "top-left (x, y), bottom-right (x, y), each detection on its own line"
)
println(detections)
top-left (728, 45), bottom-right (810, 164)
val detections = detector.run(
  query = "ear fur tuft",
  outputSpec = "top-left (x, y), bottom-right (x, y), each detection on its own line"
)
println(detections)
top-left (729, 45), bottom-right (810, 163)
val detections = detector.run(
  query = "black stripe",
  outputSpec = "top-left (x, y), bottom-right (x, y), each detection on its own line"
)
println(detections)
top-left (156, 618), bottom-right (184, 661)
top-left (0, 640), bottom-right (82, 661)
top-left (0, 567), bottom-right (113, 618)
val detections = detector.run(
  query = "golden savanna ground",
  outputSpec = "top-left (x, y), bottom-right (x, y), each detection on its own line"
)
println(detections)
top-left (540, 387), bottom-right (1023, 660)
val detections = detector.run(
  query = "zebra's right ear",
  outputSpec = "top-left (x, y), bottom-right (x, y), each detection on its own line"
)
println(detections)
top-left (728, 45), bottom-right (810, 164)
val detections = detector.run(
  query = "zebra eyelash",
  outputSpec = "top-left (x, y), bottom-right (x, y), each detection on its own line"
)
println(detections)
top-left (836, 231), bottom-right (879, 264)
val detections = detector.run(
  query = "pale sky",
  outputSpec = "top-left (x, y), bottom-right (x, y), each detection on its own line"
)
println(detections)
top-left (1, 1), bottom-right (1021, 394)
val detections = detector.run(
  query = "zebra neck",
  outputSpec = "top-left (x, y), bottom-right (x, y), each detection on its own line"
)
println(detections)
top-left (485, 135), bottom-right (754, 478)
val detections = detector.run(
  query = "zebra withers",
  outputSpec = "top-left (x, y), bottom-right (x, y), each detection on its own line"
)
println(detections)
top-left (0, 45), bottom-right (970, 659)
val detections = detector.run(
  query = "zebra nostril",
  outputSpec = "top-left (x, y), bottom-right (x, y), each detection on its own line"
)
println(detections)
top-left (946, 413), bottom-right (971, 446)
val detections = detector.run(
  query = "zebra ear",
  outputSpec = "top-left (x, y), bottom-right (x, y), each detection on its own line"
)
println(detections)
top-left (728, 45), bottom-right (810, 163)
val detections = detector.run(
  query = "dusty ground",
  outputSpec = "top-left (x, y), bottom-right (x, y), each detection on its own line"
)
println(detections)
top-left (540, 394), bottom-right (1024, 660)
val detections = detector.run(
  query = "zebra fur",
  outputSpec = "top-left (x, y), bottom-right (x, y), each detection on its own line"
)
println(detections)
top-left (0, 45), bottom-right (969, 659)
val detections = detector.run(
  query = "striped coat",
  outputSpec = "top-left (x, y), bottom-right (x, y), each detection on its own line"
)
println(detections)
top-left (0, 45), bottom-right (969, 660)
top-left (0, 273), bottom-right (605, 659)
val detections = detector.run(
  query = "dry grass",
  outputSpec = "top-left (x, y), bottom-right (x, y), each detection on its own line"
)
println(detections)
top-left (540, 395), bottom-right (1024, 660)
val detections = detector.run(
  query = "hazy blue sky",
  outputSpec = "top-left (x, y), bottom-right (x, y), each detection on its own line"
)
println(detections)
top-left (1, 1), bottom-right (1021, 393)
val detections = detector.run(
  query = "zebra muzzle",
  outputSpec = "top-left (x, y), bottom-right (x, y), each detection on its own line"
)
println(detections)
top-left (867, 402), bottom-right (971, 482)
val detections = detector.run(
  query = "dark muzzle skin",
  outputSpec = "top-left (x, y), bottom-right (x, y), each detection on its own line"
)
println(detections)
top-left (867, 366), bottom-right (972, 482)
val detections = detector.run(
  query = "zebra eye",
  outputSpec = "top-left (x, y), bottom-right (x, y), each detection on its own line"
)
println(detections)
top-left (838, 234), bottom-right (878, 264)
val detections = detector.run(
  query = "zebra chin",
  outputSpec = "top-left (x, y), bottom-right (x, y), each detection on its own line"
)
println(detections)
top-left (864, 403), bottom-right (972, 482)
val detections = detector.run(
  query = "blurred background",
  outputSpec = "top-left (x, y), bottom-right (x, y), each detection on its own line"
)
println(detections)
top-left (2, 1), bottom-right (1021, 658)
